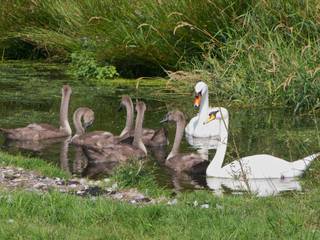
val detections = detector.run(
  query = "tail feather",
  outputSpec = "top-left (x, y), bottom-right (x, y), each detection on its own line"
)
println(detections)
top-left (151, 128), bottom-right (168, 145)
top-left (0, 128), bottom-right (13, 135)
top-left (81, 146), bottom-right (101, 161)
top-left (119, 136), bottom-right (134, 144)
top-left (293, 153), bottom-right (320, 171)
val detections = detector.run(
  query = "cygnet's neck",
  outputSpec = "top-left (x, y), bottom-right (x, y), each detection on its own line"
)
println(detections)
top-left (73, 108), bottom-right (86, 136)
top-left (167, 117), bottom-right (186, 160)
top-left (119, 100), bottom-right (134, 137)
top-left (60, 88), bottom-right (72, 135)
top-left (132, 107), bottom-right (147, 155)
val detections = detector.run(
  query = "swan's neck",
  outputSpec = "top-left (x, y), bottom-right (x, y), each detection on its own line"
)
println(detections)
top-left (167, 118), bottom-right (185, 160)
top-left (73, 109), bottom-right (85, 136)
top-left (198, 91), bottom-right (209, 123)
top-left (207, 119), bottom-right (228, 175)
top-left (60, 138), bottom-right (70, 172)
top-left (119, 100), bottom-right (134, 137)
top-left (132, 108), bottom-right (147, 155)
top-left (59, 90), bottom-right (72, 135)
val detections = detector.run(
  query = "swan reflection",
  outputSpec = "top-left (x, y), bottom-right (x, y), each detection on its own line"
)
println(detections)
top-left (4, 137), bottom-right (68, 152)
top-left (185, 134), bottom-right (219, 150)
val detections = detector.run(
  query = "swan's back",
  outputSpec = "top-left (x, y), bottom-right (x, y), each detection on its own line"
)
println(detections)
top-left (224, 154), bottom-right (312, 179)
top-left (185, 107), bottom-right (228, 138)
top-left (0, 123), bottom-right (67, 140)
top-left (72, 131), bottom-right (114, 147)
top-left (74, 128), bottom-right (163, 148)
top-left (83, 143), bottom-right (146, 163)
top-left (151, 128), bottom-right (168, 143)
top-left (166, 153), bottom-right (205, 173)
top-left (82, 160), bottom-right (119, 178)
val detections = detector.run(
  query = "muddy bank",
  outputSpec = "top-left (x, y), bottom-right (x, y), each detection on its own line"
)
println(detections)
top-left (0, 166), bottom-right (167, 204)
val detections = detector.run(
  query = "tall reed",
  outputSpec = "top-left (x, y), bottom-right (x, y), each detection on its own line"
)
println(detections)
top-left (0, 0), bottom-right (319, 110)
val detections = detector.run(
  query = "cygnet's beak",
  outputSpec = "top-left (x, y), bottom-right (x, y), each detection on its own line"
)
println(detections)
top-left (160, 115), bottom-right (169, 123)
top-left (84, 120), bottom-right (93, 129)
top-left (117, 104), bottom-right (124, 112)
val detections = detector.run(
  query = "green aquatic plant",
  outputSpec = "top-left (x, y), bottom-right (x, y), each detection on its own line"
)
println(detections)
top-left (69, 51), bottom-right (118, 84)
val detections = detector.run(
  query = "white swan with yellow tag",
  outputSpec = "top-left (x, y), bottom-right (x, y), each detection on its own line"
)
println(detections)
top-left (185, 81), bottom-right (228, 138)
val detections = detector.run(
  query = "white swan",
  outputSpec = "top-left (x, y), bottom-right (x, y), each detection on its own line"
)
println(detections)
top-left (206, 108), bottom-right (320, 179)
top-left (185, 81), bottom-right (228, 138)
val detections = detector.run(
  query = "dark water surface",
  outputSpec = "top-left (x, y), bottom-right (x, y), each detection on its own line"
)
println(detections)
top-left (0, 62), bottom-right (319, 195)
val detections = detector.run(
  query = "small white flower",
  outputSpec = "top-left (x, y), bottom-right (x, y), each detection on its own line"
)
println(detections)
top-left (167, 199), bottom-right (178, 205)
top-left (193, 200), bottom-right (198, 207)
top-left (200, 204), bottom-right (210, 209)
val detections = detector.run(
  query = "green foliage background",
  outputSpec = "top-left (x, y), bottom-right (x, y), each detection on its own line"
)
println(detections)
top-left (0, 0), bottom-right (320, 111)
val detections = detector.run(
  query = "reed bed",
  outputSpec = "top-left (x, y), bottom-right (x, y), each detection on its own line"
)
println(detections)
top-left (0, 0), bottom-right (319, 111)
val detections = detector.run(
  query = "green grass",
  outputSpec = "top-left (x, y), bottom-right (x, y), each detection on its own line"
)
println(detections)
top-left (111, 160), bottom-right (171, 198)
top-left (0, 188), bottom-right (319, 239)
top-left (0, 151), bottom-right (70, 179)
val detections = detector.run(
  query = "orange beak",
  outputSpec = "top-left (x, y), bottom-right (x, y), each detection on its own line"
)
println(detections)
top-left (194, 95), bottom-right (201, 108)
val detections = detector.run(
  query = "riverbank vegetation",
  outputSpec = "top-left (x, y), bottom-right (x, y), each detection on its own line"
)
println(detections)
top-left (0, 152), bottom-right (69, 179)
top-left (0, 179), bottom-right (320, 239)
top-left (0, 0), bottom-right (319, 111)
top-left (5, 142), bottom-right (319, 239)
top-left (0, 153), bottom-right (320, 239)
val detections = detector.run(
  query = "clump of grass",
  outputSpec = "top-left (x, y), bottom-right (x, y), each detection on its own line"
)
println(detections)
top-left (0, 151), bottom-right (70, 179)
top-left (111, 160), bottom-right (170, 198)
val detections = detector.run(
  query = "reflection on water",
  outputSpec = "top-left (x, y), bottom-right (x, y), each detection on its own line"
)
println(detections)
top-left (185, 134), bottom-right (220, 150)
top-left (0, 62), bottom-right (319, 196)
top-left (4, 137), bottom-right (67, 152)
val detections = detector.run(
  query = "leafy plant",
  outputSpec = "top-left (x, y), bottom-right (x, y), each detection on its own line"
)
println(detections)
top-left (69, 51), bottom-right (118, 85)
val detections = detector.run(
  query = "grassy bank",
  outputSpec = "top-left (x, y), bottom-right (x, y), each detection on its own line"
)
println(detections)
top-left (0, 187), bottom-right (319, 239)
top-left (0, 148), bottom-right (319, 239)
top-left (0, 1), bottom-right (319, 111)
top-left (0, 152), bottom-right (69, 179)
top-left (0, 138), bottom-right (319, 239)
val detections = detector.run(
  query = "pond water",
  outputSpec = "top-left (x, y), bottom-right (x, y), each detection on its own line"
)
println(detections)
top-left (0, 62), bottom-right (319, 196)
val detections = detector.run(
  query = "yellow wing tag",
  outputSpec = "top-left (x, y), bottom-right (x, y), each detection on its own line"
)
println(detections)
top-left (203, 110), bottom-right (219, 125)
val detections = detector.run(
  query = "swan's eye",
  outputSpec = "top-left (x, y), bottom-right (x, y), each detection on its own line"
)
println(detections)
top-left (197, 91), bottom-right (202, 96)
